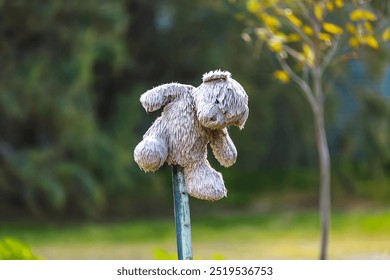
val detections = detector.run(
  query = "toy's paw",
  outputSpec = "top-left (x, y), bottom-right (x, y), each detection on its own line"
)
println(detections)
top-left (184, 163), bottom-right (227, 201)
top-left (210, 129), bottom-right (237, 168)
top-left (134, 137), bottom-right (168, 172)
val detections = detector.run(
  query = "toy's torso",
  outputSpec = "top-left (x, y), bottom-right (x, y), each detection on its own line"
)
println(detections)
top-left (143, 91), bottom-right (212, 168)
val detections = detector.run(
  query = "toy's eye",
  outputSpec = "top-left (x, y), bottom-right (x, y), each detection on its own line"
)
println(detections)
top-left (215, 96), bottom-right (224, 105)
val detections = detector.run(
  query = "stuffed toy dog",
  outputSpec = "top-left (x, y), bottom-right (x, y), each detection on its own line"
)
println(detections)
top-left (134, 70), bottom-right (249, 201)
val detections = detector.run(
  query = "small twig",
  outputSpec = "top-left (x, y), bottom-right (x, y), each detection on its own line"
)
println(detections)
top-left (320, 37), bottom-right (341, 73)
top-left (283, 45), bottom-right (311, 67)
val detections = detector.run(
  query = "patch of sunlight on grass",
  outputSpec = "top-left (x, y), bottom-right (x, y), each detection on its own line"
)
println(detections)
top-left (34, 241), bottom-right (177, 260)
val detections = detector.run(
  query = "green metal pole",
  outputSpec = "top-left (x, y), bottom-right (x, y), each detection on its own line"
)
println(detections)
top-left (172, 165), bottom-right (193, 260)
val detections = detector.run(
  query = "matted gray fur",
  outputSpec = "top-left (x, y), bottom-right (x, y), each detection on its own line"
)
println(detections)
top-left (134, 70), bottom-right (249, 201)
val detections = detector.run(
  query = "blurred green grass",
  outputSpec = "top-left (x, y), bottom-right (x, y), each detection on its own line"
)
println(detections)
top-left (1, 210), bottom-right (390, 259)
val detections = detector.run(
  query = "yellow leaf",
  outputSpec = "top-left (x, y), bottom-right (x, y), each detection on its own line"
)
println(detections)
top-left (273, 70), bottom-right (290, 83)
top-left (314, 4), bottom-right (323, 21)
top-left (261, 14), bottom-right (280, 30)
top-left (267, 37), bottom-right (284, 52)
top-left (382, 27), bottom-right (390, 41)
top-left (286, 13), bottom-right (302, 27)
top-left (335, 0), bottom-right (344, 8)
top-left (346, 23), bottom-right (356, 34)
top-left (323, 22), bottom-right (343, 35)
top-left (349, 9), bottom-right (363, 21)
top-left (275, 32), bottom-right (288, 42)
top-left (303, 25), bottom-right (314, 36)
top-left (361, 10), bottom-right (377, 21)
top-left (247, 0), bottom-right (261, 13)
top-left (318, 32), bottom-right (332, 43)
top-left (326, 2), bottom-right (334, 12)
top-left (365, 36), bottom-right (379, 49)
top-left (303, 44), bottom-right (315, 66)
top-left (349, 37), bottom-right (360, 49)
top-left (287, 33), bottom-right (301, 42)
top-left (364, 22), bottom-right (373, 32)
top-left (350, 9), bottom-right (377, 21)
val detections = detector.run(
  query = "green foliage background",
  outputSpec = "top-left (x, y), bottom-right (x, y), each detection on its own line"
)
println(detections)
top-left (0, 0), bottom-right (389, 221)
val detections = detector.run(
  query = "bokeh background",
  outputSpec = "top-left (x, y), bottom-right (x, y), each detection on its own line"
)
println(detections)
top-left (0, 0), bottom-right (390, 260)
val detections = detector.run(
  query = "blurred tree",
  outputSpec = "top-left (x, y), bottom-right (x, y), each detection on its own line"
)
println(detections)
top-left (241, 0), bottom-right (389, 259)
top-left (0, 0), bottom-right (136, 218)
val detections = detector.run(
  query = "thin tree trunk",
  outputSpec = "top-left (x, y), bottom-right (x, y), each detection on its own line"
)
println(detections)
top-left (312, 70), bottom-right (331, 260)
top-left (314, 108), bottom-right (331, 260)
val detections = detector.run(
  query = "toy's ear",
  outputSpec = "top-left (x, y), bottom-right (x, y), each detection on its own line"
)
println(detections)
top-left (202, 70), bottom-right (231, 83)
top-left (236, 106), bottom-right (249, 130)
top-left (140, 83), bottom-right (194, 112)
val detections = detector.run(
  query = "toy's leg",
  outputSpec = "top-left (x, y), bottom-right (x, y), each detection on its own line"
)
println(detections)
top-left (184, 161), bottom-right (227, 201)
top-left (134, 136), bottom-right (168, 172)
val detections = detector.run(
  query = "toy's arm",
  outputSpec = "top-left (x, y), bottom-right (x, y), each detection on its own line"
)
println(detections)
top-left (210, 128), bottom-right (237, 167)
top-left (140, 83), bottom-right (194, 112)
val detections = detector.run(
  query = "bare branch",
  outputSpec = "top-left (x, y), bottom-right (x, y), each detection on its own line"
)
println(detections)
top-left (283, 45), bottom-right (303, 61)
top-left (283, 45), bottom-right (315, 70)
top-left (295, 0), bottom-right (323, 36)
top-left (303, 63), bottom-right (309, 85)
top-left (296, 0), bottom-right (315, 26)
top-left (320, 37), bottom-right (341, 74)
top-left (276, 54), bottom-right (319, 113)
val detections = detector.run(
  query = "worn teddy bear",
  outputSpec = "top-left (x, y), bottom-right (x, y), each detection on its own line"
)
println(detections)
top-left (134, 70), bottom-right (249, 201)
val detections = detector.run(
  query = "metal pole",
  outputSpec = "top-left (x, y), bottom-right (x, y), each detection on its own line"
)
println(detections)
top-left (172, 165), bottom-right (193, 260)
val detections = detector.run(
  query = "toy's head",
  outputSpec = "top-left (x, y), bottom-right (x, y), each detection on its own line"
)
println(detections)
top-left (193, 70), bottom-right (249, 130)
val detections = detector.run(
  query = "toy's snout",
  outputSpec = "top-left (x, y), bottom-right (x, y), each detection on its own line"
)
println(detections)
top-left (198, 105), bottom-right (225, 129)
top-left (197, 100), bottom-right (248, 130)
